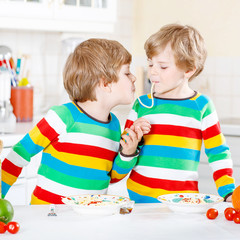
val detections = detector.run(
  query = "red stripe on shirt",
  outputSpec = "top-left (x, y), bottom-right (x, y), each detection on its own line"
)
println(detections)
top-left (33, 185), bottom-right (64, 204)
top-left (213, 168), bottom-right (233, 181)
top-left (202, 122), bottom-right (221, 140)
top-left (37, 118), bottom-right (59, 141)
top-left (2, 159), bottom-right (23, 177)
top-left (148, 124), bottom-right (202, 139)
top-left (125, 120), bottom-right (134, 129)
top-left (52, 142), bottom-right (117, 161)
top-left (130, 170), bottom-right (198, 191)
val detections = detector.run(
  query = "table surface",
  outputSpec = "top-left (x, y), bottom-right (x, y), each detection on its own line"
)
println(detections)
top-left (1, 202), bottom-right (240, 240)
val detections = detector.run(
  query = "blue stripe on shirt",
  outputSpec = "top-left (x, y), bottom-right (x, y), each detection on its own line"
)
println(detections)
top-left (218, 183), bottom-right (235, 197)
top-left (41, 152), bottom-right (110, 181)
top-left (128, 189), bottom-right (160, 203)
top-left (20, 133), bottom-right (44, 155)
top-left (140, 145), bottom-right (200, 161)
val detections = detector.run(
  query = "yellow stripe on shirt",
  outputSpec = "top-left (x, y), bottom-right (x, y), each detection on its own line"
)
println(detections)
top-left (44, 145), bottom-right (112, 171)
top-left (127, 178), bottom-right (198, 199)
top-left (144, 134), bottom-right (202, 150)
top-left (2, 170), bottom-right (18, 186)
top-left (29, 126), bottom-right (51, 148)
top-left (204, 133), bottom-right (225, 149)
top-left (215, 175), bottom-right (235, 189)
top-left (31, 194), bottom-right (50, 205)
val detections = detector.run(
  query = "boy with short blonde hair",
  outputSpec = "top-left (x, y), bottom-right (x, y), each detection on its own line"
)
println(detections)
top-left (124, 24), bottom-right (235, 203)
top-left (1, 38), bottom-right (142, 204)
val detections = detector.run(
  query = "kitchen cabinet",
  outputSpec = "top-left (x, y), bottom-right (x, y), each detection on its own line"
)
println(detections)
top-left (0, 0), bottom-right (117, 32)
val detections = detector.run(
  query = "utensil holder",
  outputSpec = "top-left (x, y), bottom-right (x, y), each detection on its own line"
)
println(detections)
top-left (10, 86), bottom-right (33, 122)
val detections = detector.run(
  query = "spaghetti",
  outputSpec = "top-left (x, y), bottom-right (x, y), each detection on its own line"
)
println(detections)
top-left (137, 82), bottom-right (155, 108)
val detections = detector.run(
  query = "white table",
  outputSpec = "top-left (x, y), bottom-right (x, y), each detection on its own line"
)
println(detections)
top-left (1, 202), bottom-right (240, 240)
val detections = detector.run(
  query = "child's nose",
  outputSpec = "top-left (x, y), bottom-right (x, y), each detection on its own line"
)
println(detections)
top-left (131, 74), bottom-right (136, 83)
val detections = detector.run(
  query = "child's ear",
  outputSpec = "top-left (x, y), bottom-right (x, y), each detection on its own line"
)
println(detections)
top-left (99, 77), bottom-right (112, 93)
top-left (185, 68), bottom-right (196, 80)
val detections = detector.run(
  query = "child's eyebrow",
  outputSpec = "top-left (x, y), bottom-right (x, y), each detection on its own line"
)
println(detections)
top-left (157, 61), bottom-right (169, 64)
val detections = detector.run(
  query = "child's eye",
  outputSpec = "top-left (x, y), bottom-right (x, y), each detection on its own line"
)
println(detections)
top-left (148, 64), bottom-right (153, 67)
top-left (161, 67), bottom-right (167, 69)
top-left (125, 73), bottom-right (131, 76)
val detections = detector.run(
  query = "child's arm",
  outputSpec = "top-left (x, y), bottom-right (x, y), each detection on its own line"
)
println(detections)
top-left (110, 126), bottom-right (143, 183)
top-left (1, 107), bottom-right (66, 198)
top-left (201, 98), bottom-right (235, 200)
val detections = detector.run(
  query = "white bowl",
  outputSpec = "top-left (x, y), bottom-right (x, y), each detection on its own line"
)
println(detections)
top-left (158, 193), bottom-right (223, 213)
top-left (62, 194), bottom-right (131, 215)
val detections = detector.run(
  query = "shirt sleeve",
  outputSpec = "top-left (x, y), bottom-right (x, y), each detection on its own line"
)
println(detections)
top-left (110, 103), bottom-right (140, 183)
top-left (1, 107), bottom-right (66, 198)
top-left (110, 150), bottom-right (139, 183)
top-left (201, 99), bottom-right (235, 198)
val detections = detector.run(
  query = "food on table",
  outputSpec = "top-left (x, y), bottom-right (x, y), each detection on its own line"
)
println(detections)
top-left (65, 194), bottom-right (128, 206)
top-left (0, 199), bottom-right (14, 224)
top-left (0, 221), bottom-right (7, 234)
top-left (206, 208), bottom-right (218, 219)
top-left (233, 213), bottom-right (240, 224)
top-left (6, 221), bottom-right (20, 234)
top-left (232, 185), bottom-right (240, 211)
top-left (224, 207), bottom-right (237, 221)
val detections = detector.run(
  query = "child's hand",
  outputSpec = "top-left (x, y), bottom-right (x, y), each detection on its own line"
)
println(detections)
top-left (133, 117), bottom-right (151, 135)
top-left (120, 126), bottom-right (143, 155)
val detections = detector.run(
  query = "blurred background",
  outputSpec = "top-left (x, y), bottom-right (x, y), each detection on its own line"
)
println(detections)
top-left (0, 0), bottom-right (240, 121)
top-left (0, 0), bottom-right (239, 204)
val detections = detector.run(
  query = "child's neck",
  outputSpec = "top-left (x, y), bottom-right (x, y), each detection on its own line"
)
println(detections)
top-left (155, 85), bottom-right (194, 99)
top-left (76, 100), bottom-right (112, 122)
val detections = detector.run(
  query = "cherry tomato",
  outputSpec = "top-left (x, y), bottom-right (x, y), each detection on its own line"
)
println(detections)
top-left (0, 222), bottom-right (7, 234)
top-left (233, 213), bottom-right (240, 224)
top-left (224, 208), bottom-right (237, 221)
top-left (6, 221), bottom-right (20, 234)
top-left (206, 208), bottom-right (218, 220)
top-left (224, 207), bottom-right (235, 215)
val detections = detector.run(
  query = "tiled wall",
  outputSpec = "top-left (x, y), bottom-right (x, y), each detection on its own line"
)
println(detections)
top-left (190, 57), bottom-right (240, 120)
top-left (0, 0), bottom-right (134, 121)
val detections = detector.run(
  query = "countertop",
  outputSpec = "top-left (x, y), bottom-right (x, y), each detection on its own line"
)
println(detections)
top-left (1, 203), bottom-right (240, 240)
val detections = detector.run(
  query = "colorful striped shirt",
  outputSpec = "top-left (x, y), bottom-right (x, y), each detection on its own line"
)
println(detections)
top-left (124, 92), bottom-right (235, 203)
top-left (1, 102), bottom-right (138, 204)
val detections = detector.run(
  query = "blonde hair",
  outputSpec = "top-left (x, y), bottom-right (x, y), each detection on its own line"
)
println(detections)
top-left (63, 38), bottom-right (132, 102)
top-left (144, 23), bottom-right (207, 81)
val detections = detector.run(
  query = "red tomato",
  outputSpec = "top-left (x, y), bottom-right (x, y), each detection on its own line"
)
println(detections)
top-left (233, 213), bottom-right (240, 224)
top-left (224, 208), bottom-right (237, 221)
top-left (224, 207), bottom-right (235, 215)
top-left (206, 208), bottom-right (218, 220)
top-left (0, 222), bottom-right (7, 234)
top-left (6, 221), bottom-right (20, 234)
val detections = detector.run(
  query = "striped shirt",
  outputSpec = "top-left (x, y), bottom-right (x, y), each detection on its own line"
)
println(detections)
top-left (124, 92), bottom-right (235, 203)
top-left (1, 102), bottom-right (137, 204)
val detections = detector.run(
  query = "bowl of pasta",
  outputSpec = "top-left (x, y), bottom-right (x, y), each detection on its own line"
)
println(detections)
top-left (158, 193), bottom-right (223, 213)
top-left (62, 194), bottom-right (132, 215)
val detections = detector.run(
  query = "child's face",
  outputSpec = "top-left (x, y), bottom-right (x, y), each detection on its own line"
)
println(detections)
top-left (111, 64), bottom-right (136, 105)
top-left (148, 43), bottom-right (189, 98)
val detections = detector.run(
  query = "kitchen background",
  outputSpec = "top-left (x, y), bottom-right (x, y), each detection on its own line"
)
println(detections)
top-left (0, 0), bottom-right (240, 204)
